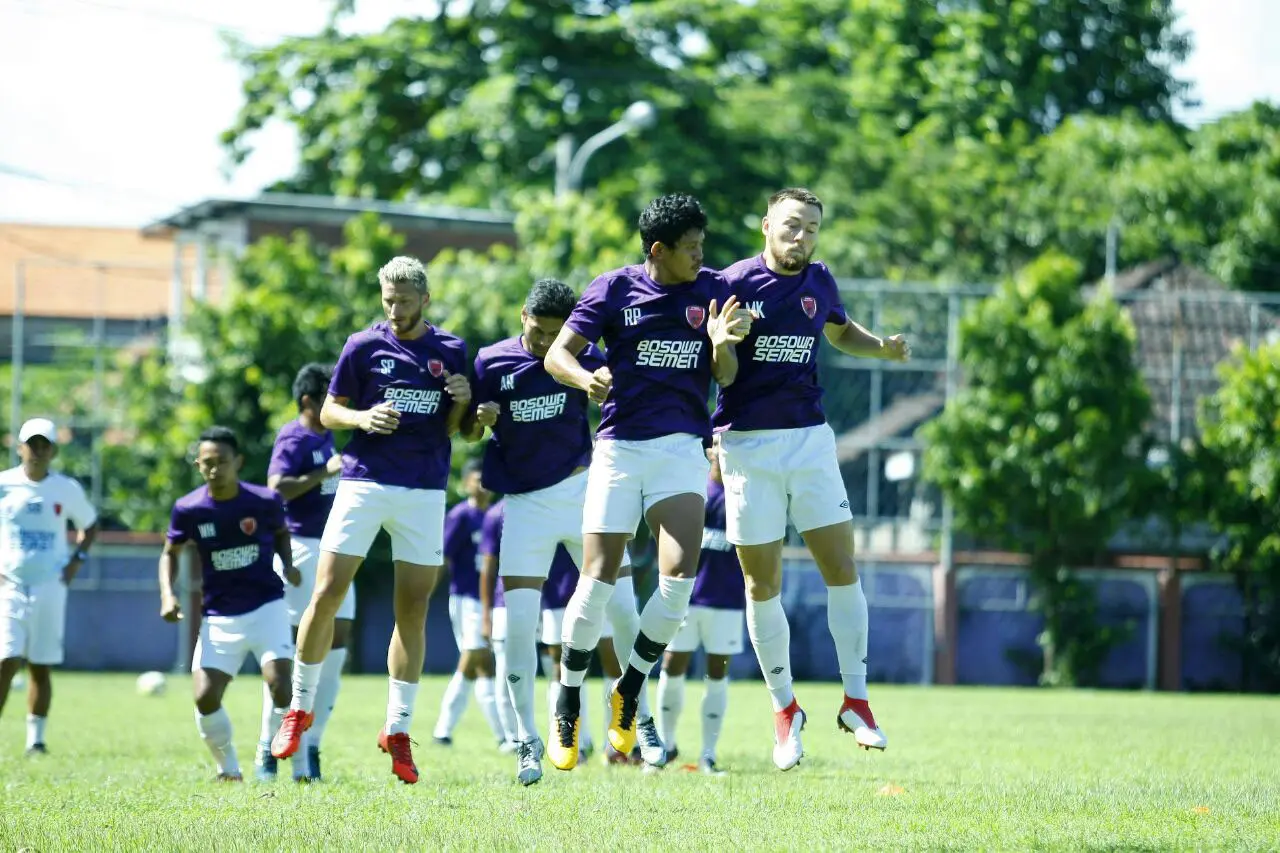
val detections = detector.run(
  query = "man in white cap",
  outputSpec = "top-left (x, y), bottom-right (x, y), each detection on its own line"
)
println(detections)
top-left (0, 418), bottom-right (99, 755)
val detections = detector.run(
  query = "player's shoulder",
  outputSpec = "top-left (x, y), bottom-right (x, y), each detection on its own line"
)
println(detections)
top-left (484, 499), bottom-right (505, 524)
top-left (806, 260), bottom-right (838, 285)
top-left (477, 335), bottom-right (522, 365)
top-left (588, 264), bottom-right (644, 294)
top-left (720, 255), bottom-right (763, 282)
top-left (272, 418), bottom-right (304, 444)
top-left (445, 500), bottom-right (471, 520)
top-left (240, 481), bottom-right (283, 506)
top-left (45, 471), bottom-right (88, 494)
top-left (0, 465), bottom-right (24, 485)
top-left (343, 322), bottom-right (389, 350)
top-left (173, 485), bottom-right (210, 512)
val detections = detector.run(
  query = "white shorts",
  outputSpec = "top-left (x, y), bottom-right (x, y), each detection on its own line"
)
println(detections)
top-left (320, 480), bottom-right (446, 565)
top-left (276, 535), bottom-right (356, 625)
top-left (449, 595), bottom-right (488, 652)
top-left (501, 470), bottom-right (632, 579)
top-left (491, 606), bottom-right (507, 644)
top-left (719, 424), bottom-right (853, 546)
top-left (194, 598), bottom-right (294, 676)
top-left (539, 607), bottom-right (612, 646)
top-left (0, 578), bottom-right (68, 665)
top-left (669, 606), bottom-right (746, 656)
top-left (583, 435), bottom-right (710, 535)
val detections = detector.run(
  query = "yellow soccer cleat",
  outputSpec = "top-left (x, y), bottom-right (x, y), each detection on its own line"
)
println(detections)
top-left (606, 680), bottom-right (639, 756)
top-left (548, 713), bottom-right (581, 771)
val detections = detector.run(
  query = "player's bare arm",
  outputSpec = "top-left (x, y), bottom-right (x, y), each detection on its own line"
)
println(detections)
top-left (443, 372), bottom-right (473, 438)
top-left (321, 393), bottom-right (401, 435)
top-left (157, 539), bottom-right (184, 622)
top-left (546, 327), bottom-right (613, 404)
top-left (823, 319), bottom-right (911, 362)
top-left (461, 400), bottom-right (500, 442)
top-left (267, 454), bottom-right (341, 500)
top-left (62, 520), bottom-right (99, 584)
top-left (274, 527), bottom-right (301, 587)
top-left (708, 295), bottom-right (750, 387)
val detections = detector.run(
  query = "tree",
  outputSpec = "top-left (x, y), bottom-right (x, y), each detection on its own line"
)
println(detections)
top-left (920, 253), bottom-right (1154, 686)
top-left (1195, 341), bottom-right (1280, 690)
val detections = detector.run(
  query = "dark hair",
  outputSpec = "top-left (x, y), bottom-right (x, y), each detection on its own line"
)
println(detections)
top-left (768, 187), bottom-right (823, 215)
top-left (525, 279), bottom-right (577, 320)
top-left (198, 425), bottom-right (239, 454)
top-left (462, 458), bottom-right (483, 478)
top-left (638, 194), bottom-right (707, 258)
top-left (293, 362), bottom-right (333, 410)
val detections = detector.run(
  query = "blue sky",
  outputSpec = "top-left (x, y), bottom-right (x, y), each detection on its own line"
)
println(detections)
top-left (0, 0), bottom-right (1276, 228)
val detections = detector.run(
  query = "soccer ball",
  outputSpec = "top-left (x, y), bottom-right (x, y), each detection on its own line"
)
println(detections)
top-left (11, 672), bottom-right (25, 691)
top-left (136, 671), bottom-right (167, 696)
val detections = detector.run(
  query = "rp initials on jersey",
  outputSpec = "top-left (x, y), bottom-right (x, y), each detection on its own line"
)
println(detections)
top-left (623, 307), bottom-right (643, 327)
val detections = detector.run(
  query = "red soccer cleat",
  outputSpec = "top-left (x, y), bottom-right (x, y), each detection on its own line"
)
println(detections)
top-left (837, 696), bottom-right (888, 751)
top-left (378, 729), bottom-right (420, 784)
top-left (271, 709), bottom-right (314, 760)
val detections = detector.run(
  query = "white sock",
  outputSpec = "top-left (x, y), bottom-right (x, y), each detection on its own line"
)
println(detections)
top-left (196, 707), bottom-right (239, 776)
top-left (746, 595), bottom-right (794, 711)
top-left (311, 647), bottom-right (347, 745)
top-left (702, 676), bottom-right (729, 760)
top-left (608, 577), bottom-right (651, 719)
top-left (491, 639), bottom-right (518, 743)
top-left (434, 671), bottom-right (471, 739)
top-left (259, 683), bottom-right (278, 745)
top-left (560, 576), bottom-right (614, 688)
top-left (503, 588), bottom-right (541, 742)
top-left (26, 714), bottom-right (46, 749)
top-left (475, 676), bottom-right (504, 742)
top-left (828, 581), bottom-right (870, 700)
top-left (290, 659), bottom-right (323, 713)
top-left (386, 678), bottom-right (419, 735)
top-left (656, 671), bottom-right (685, 752)
top-left (546, 679), bottom-right (561, 737)
top-left (626, 577), bottom-right (694, 713)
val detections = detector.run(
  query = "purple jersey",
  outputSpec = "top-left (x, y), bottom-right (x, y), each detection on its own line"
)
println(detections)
top-left (713, 256), bottom-right (849, 432)
top-left (329, 321), bottom-right (468, 490)
top-left (473, 336), bottom-right (603, 494)
top-left (565, 265), bottom-right (729, 443)
top-left (478, 501), bottom-right (506, 608)
top-left (267, 419), bottom-right (338, 539)
top-left (542, 544), bottom-right (581, 610)
top-left (166, 482), bottom-right (286, 617)
top-left (691, 478), bottom-right (744, 609)
top-left (443, 500), bottom-right (486, 600)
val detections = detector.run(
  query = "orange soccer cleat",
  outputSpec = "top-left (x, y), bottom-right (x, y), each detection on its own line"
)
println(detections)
top-left (270, 709), bottom-right (314, 760)
top-left (378, 729), bottom-right (420, 784)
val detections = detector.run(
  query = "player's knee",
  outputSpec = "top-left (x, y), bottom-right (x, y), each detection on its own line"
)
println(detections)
top-left (268, 680), bottom-right (291, 709)
top-left (664, 652), bottom-right (691, 676)
top-left (705, 655), bottom-right (730, 679)
top-left (194, 692), bottom-right (222, 716)
top-left (331, 619), bottom-right (353, 649)
top-left (743, 571), bottom-right (783, 601)
top-left (26, 664), bottom-right (51, 685)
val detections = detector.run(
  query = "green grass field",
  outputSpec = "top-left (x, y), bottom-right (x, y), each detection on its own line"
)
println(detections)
top-left (1, 674), bottom-right (1277, 851)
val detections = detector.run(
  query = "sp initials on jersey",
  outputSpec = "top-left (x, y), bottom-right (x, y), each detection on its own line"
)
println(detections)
top-left (623, 307), bottom-right (643, 327)
top-left (377, 358), bottom-right (395, 375)
top-left (500, 373), bottom-right (515, 392)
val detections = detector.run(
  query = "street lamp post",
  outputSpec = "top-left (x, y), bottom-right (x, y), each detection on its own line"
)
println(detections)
top-left (555, 100), bottom-right (658, 199)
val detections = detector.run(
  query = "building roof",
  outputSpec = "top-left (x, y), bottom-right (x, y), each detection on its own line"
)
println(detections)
top-left (142, 192), bottom-right (517, 237)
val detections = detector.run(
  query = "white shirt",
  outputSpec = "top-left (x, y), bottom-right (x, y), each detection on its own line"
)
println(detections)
top-left (0, 465), bottom-right (98, 585)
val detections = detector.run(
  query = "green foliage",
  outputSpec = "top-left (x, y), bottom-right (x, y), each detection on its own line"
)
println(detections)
top-left (921, 253), bottom-right (1154, 686)
top-left (1196, 341), bottom-right (1280, 689)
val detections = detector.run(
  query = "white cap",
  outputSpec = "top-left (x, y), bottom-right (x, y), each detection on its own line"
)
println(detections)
top-left (18, 417), bottom-right (57, 444)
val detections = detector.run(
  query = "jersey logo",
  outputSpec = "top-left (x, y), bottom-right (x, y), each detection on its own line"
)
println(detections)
top-left (500, 373), bottom-right (515, 392)
top-left (801, 296), bottom-right (817, 319)
top-left (312, 450), bottom-right (326, 465)
top-left (198, 522), bottom-right (215, 539)
top-left (239, 517), bottom-right (258, 536)
top-left (623, 307), bottom-right (643, 327)
top-left (54, 503), bottom-right (62, 516)
top-left (24, 500), bottom-right (41, 515)
top-left (427, 359), bottom-right (445, 378)
top-left (746, 301), bottom-right (766, 319)
top-left (377, 358), bottom-right (395, 375)
top-left (686, 306), bottom-right (706, 330)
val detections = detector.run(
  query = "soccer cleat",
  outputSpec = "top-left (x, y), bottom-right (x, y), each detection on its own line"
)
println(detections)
top-left (515, 737), bottom-right (544, 786)
top-left (307, 744), bottom-right (323, 781)
top-left (254, 742), bottom-right (278, 781)
top-left (602, 742), bottom-right (630, 766)
top-left (772, 699), bottom-right (806, 771)
top-left (547, 713), bottom-right (580, 771)
top-left (378, 729), bottom-right (420, 784)
top-left (24, 743), bottom-right (48, 758)
top-left (605, 680), bottom-right (639, 756)
top-left (497, 739), bottom-right (519, 755)
top-left (270, 709), bottom-right (313, 760)
top-left (666, 746), bottom-right (680, 764)
top-left (837, 696), bottom-right (888, 751)
top-left (214, 772), bottom-right (244, 783)
top-left (635, 718), bottom-right (667, 767)
top-left (432, 735), bottom-right (453, 747)
top-left (698, 756), bottom-right (726, 776)
top-left (579, 734), bottom-right (596, 764)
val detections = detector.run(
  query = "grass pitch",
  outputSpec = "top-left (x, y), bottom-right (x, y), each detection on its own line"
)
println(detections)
top-left (1, 673), bottom-right (1277, 851)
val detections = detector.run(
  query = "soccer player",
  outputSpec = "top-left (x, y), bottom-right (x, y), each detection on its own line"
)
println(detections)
top-left (158, 426), bottom-right (301, 782)
top-left (476, 499), bottom-right (518, 751)
top-left (542, 194), bottom-right (751, 771)
top-left (656, 438), bottom-right (744, 775)
top-left (0, 418), bottom-right (98, 756)
top-left (716, 187), bottom-right (910, 770)
top-left (466, 277), bottom-right (655, 785)
top-left (432, 459), bottom-right (505, 747)
top-left (271, 256), bottom-right (472, 785)
top-left (260, 363), bottom-right (349, 782)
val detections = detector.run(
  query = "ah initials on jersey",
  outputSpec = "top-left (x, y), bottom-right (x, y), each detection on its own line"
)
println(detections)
top-left (500, 373), bottom-right (515, 392)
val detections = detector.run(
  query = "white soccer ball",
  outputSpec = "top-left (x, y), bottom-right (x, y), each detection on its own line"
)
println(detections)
top-left (11, 672), bottom-right (25, 691)
top-left (136, 670), bottom-right (167, 696)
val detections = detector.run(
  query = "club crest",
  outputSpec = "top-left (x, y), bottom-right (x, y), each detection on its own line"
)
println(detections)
top-left (801, 296), bottom-right (817, 320)
top-left (427, 359), bottom-right (445, 378)
top-left (54, 503), bottom-right (62, 516)
top-left (686, 306), bottom-right (706, 330)
top-left (239, 517), bottom-right (257, 536)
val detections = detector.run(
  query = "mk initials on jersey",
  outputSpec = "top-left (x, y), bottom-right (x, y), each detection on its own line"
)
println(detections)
top-left (746, 301), bottom-right (766, 319)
